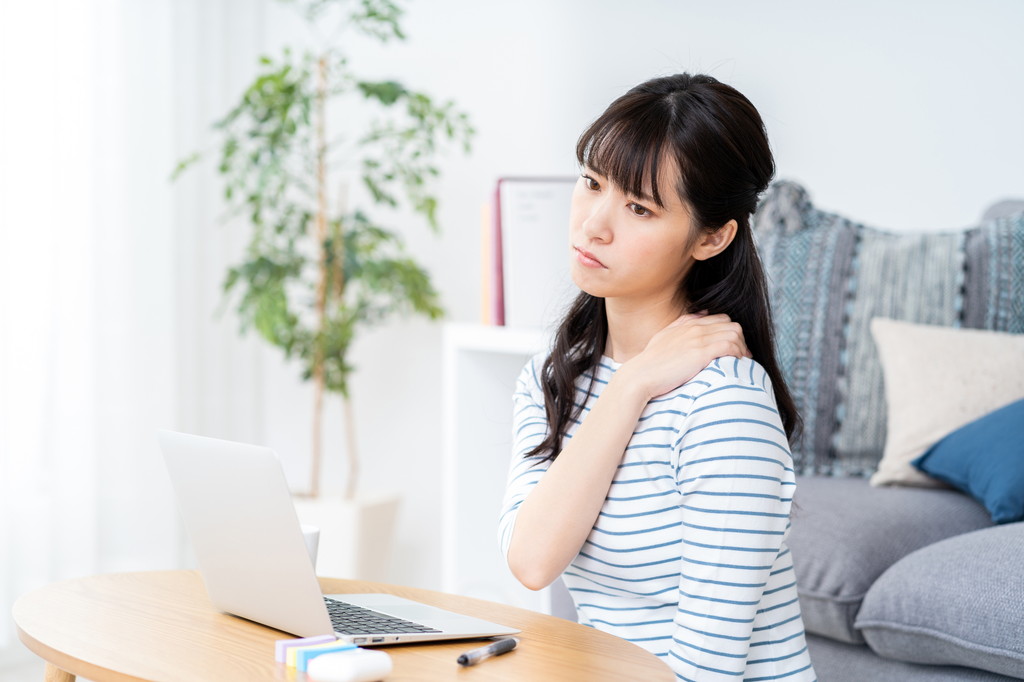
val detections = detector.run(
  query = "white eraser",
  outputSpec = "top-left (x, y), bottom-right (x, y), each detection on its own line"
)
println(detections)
top-left (306, 648), bottom-right (393, 682)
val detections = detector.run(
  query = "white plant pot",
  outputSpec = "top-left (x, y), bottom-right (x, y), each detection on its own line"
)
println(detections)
top-left (292, 493), bottom-right (401, 582)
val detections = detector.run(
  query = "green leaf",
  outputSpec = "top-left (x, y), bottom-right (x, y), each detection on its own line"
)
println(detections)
top-left (357, 80), bottom-right (407, 106)
top-left (170, 152), bottom-right (202, 182)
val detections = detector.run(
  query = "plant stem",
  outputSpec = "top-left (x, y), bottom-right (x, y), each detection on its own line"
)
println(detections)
top-left (336, 179), bottom-right (356, 501)
top-left (311, 378), bottom-right (323, 498)
top-left (310, 54), bottom-right (329, 499)
top-left (343, 396), bottom-right (358, 501)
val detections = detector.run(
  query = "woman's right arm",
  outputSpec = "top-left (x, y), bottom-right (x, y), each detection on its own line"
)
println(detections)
top-left (500, 314), bottom-right (749, 591)
top-left (502, 362), bottom-right (652, 590)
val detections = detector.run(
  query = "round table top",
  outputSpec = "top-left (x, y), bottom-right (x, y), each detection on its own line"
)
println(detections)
top-left (13, 570), bottom-right (673, 681)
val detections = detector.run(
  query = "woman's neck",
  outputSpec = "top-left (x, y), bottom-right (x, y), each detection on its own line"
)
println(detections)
top-left (603, 296), bottom-right (684, 363)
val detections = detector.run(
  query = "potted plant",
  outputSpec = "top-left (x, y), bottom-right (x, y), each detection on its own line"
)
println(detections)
top-left (173, 0), bottom-right (473, 578)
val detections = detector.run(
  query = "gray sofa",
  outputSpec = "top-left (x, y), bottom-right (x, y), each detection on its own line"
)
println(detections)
top-left (791, 477), bottom-right (1022, 681)
top-left (754, 183), bottom-right (1024, 681)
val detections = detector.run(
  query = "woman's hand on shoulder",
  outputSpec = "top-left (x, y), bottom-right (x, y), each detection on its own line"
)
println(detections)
top-left (624, 312), bottom-right (750, 399)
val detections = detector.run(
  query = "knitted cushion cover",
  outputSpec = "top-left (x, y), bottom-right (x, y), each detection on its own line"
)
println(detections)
top-left (752, 181), bottom-right (1024, 475)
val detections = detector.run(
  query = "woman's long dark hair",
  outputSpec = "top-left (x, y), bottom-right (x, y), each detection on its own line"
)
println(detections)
top-left (529, 73), bottom-right (801, 459)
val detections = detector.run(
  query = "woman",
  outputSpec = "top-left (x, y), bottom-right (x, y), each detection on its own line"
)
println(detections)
top-left (499, 74), bottom-right (815, 681)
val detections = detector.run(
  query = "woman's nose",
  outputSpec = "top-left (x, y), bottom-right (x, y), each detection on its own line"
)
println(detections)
top-left (581, 196), bottom-right (612, 242)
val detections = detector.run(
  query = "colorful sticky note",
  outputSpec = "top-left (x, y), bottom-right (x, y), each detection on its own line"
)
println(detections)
top-left (295, 641), bottom-right (359, 672)
top-left (287, 639), bottom-right (345, 668)
top-left (275, 635), bottom-right (336, 663)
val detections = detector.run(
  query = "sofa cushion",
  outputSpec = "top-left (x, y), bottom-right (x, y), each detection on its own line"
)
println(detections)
top-left (913, 398), bottom-right (1024, 523)
top-left (856, 523), bottom-right (1024, 678)
top-left (788, 476), bottom-right (992, 644)
top-left (870, 319), bottom-right (1024, 487)
top-left (806, 634), bottom-right (1020, 682)
top-left (753, 181), bottom-right (1024, 475)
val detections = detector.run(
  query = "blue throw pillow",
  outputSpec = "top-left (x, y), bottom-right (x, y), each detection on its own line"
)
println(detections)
top-left (912, 399), bottom-right (1024, 523)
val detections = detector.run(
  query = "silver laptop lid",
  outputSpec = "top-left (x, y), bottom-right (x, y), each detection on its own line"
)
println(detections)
top-left (158, 429), bottom-right (334, 638)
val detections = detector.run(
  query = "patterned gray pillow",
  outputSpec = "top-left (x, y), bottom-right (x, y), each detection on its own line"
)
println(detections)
top-left (753, 181), bottom-right (1024, 475)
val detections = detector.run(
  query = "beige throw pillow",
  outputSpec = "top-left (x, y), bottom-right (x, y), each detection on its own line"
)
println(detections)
top-left (870, 318), bottom-right (1024, 487)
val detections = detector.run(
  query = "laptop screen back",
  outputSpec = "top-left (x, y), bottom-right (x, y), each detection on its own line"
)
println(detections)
top-left (158, 430), bottom-right (334, 637)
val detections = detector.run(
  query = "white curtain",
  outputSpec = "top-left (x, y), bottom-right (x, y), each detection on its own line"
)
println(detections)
top-left (0, 0), bottom-right (224, 653)
top-left (1, 0), bottom-right (424, 659)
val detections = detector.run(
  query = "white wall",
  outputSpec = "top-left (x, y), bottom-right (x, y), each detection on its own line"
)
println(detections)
top-left (179, 0), bottom-right (1024, 589)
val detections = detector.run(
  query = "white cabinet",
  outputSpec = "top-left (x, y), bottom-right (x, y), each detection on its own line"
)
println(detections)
top-left (441, 323), bottom-right (552, 613)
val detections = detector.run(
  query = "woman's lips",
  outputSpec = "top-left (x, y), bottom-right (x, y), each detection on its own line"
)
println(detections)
top-left (574, 246), bottom-right (606, 268)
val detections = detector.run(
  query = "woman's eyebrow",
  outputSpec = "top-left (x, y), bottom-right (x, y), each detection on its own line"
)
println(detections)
top-left (584, 164), bottom-right (660, 206)
top-left (590, 169), bottom-right (656, 203)
top-left (620, 181), bottom-right (657, 205)
top-left (627, 188), bottom-right (656, 204)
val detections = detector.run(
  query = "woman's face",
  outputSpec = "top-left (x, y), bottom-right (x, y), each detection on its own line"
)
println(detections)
top-left (568, 162), bottom-right (697, 310)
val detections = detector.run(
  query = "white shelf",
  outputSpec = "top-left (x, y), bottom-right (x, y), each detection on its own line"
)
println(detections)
top-left (441, 323), bottom-right (552, 614)
top-left (442, 322), bottom-right (550, 355)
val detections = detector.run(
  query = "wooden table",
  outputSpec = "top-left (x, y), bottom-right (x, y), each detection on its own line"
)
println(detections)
top-left (13, 570), bottom-right (673, 681)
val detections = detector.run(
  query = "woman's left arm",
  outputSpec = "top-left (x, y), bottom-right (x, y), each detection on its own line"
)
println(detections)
top-left (666, 357), bottom-right (808, 682)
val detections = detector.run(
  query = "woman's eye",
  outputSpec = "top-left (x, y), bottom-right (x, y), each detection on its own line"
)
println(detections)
top-left (582, 175), bottom-right (600, 191)
top-left (628, 203), bottom-right (651, 217)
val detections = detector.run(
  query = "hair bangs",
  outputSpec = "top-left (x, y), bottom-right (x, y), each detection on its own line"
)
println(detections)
top-left (576, 105), bottom-right (674, 208)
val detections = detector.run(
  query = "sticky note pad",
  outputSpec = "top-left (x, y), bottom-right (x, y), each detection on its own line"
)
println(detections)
top-left (287, 639), bottom-right (344, 668)
top-left (296, 641), bottom-right (359, 672)
top-left (275, 635), bottom-right (336, 663)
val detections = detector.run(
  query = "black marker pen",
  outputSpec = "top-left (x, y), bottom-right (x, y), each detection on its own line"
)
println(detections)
top-left (456, 637), bottom-right (519, 666)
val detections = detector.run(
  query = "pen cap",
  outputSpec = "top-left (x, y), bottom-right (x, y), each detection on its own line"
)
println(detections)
top-left (306, 649), bottom-right (393, 682)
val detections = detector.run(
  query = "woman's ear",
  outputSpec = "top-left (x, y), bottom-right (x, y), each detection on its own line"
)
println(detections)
top-left (692, 219), bottom-right (738, 261)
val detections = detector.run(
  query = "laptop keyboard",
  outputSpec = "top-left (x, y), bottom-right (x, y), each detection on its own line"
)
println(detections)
top-left (324, 597), bottom-right (442, 635)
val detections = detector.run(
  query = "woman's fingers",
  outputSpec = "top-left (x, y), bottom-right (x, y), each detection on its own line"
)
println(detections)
top-left (700, 328), bottom-right (751, 358)
top-left (698, 322), bottom-right (750, 356)
top-left (679, 319), bottom-right (752, 359)
top-left (668, 310), bottom-right (713, 328)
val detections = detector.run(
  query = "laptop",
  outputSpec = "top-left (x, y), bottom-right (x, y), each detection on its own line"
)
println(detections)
top-left (157, 429), bottom-right (519, 645)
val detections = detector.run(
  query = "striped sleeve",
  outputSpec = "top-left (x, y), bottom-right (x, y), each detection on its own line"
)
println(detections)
top-left (667, 359), bottom-right (803, 681)
top-left (498, 354), bottom-right (553, 559)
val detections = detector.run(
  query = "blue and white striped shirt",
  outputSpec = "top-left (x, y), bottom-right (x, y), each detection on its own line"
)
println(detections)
top-left (500, 354), bottom-right (816, 681)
